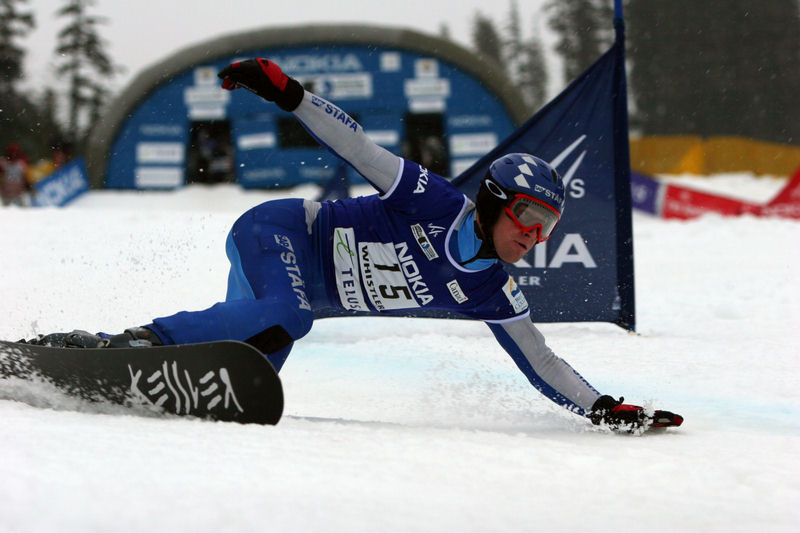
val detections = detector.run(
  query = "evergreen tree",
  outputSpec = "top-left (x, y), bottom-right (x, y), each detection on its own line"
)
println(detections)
top-left (470, 3), bottom-right (548, 115)
top-left (438, 22), bottom-right (452, 41)
top-left (472, 11), bottom-right (506, 71)
top-left (54, 0), bottom-right (117, 142)
top-left (545, 0), bottom-right (613, 82)
top-left (0, 0), bottom-right (35, 93)
top-left (37, 88), bottom-right (66, 147)
top-left (626, 0), bottom-right (800, 144)
top-left (517, 32), bottom-right (548, 113)
top-left (504, 1), bottom-right (548, 113)
top-left (0, 0), bottom-right (36, 154)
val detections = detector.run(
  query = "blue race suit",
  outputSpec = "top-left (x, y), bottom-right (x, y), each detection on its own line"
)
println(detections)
top-left (145, 89), bottom-right (601, 416)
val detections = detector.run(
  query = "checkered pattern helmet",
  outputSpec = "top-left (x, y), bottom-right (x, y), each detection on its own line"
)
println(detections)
top-left (475, 153), bottom-right (565, 243)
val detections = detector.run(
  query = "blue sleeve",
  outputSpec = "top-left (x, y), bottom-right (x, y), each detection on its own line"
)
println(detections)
top-left (381, 158), bottom-right (464, 218)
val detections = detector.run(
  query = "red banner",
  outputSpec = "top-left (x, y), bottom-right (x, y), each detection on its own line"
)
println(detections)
top-left (660, 164), bottom-right (800, 220)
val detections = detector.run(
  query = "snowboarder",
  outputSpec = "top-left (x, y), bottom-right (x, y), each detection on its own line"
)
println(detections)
top-left (24, 58), bottom-right (681, 432)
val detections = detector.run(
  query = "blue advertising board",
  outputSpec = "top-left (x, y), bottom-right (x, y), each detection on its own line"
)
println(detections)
top-left (630, 172), bottom-right (663, 215)
top-left (32, 158), bottom-right (90, 207)
top-left (104, 45), bottom-right (516, 190)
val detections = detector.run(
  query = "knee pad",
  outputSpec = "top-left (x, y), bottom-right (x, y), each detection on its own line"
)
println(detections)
top-left (245, 324), bottom-right (294, 354)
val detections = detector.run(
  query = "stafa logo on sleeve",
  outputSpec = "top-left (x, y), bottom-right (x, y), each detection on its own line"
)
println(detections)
top-left (411, 224), bottom-right (439, 260)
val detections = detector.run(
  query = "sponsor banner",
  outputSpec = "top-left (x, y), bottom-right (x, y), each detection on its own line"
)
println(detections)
top-left (450, 133), bottom-right (499, 157)
top-left (630, 172), bottom-right (662, 215)
top-left (365, 130), bottom-right (400, 147)
top-left (414, 58), bottom-right (439, 78)
top-left (139, 124), bottom-right (182, 137)
top-left (237, 133), bottom-right (277, 151)
top-left (448, 114), bottom-right (493, 128)
top-left (759, 202), bottom-right (800, 219)
top-left (267, 53), bottom-right (364, 73)
top-left (135, 166), bottom-right (183, 188)
top-left (33, 158), bottom-right (89, 207)
top-left (188, 105), bottom-right (226, 120)
top-left (306, 73), bottom-right (373, 100)
top-left (184, 83), bottom-right (230, 121)
top-left (193, 66), bottom-right (219, 86)
top-left (241, 167), bottom-right (286, 183)
top-left (764, 165), bottom-right (800, 218)
top-left (409, 98), bottom-right (445, 113)
top-left (631, 170), bottom-right (800, 220)
top-left (404, 78), bottom-right (450, 98)
top-left (136, 142), bottom-right (184, 164)
top-left (661, 184), bottom-right (757, 220)
top-left (380, 52), bottom-right (401, 72)
top-left (184, 85), bottom-right (229, 106)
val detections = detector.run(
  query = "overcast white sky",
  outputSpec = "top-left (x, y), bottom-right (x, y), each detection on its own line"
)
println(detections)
top-left (20, 0), bottom-right (561, 97)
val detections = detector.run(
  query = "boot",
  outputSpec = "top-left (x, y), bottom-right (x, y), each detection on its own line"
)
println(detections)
top-left (104, 327), bottom-right (163, 348)
top-left (22, 327), bottom-right (162, 348)
top-left (24, 330), bottom-right (106, 348)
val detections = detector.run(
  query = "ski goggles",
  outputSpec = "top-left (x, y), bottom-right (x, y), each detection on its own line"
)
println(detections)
top-left (504, 194), bottom-right (562, 242)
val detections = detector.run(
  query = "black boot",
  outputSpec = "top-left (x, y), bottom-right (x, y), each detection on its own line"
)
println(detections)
top-left (24, 330), bottom-right (107, 348)
top-left (105, 327), bottom-right (163, 348)
top-left (22, 327), bottom-right (162, 349)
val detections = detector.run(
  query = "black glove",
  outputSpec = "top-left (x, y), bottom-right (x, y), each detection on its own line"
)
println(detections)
top-left (218, 58), bottom-right (304, 112)
top-left (590, 395), bottom-right (684, 432)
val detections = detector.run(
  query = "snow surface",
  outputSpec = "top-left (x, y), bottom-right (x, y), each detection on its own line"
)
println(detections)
top-left (1, 175), bottom-right (799, 533)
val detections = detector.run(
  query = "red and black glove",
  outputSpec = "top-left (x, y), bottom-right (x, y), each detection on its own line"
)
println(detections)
top-left (590, 395), bottom-right (684, 432)
top-left (217, 58), bottom-right (304, 112)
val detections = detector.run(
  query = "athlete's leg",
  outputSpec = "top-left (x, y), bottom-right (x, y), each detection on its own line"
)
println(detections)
top-left (146, 199), bottom-right (315, 371)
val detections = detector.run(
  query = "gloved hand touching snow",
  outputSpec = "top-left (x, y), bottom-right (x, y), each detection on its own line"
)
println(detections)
top-left (590, 395), bottom-right (684, 432)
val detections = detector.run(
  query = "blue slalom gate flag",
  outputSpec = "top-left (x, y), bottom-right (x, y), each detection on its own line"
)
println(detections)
top-left (452, 7), bottom-right (635, 329)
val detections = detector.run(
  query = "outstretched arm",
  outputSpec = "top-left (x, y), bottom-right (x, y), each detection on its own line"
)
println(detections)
top-left (218, 58), bottom-right (400, 194)
top-left (488, 318), bottom-right (684, 431)
top-left (486, 318), bottom-right (601, 416)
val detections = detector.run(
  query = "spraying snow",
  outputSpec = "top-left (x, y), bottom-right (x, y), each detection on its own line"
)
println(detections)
top-left (1, 175), bottom-right (798, 532)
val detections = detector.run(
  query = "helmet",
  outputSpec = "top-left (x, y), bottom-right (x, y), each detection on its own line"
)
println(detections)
top-left (475, 153), bottom-right (565, 248)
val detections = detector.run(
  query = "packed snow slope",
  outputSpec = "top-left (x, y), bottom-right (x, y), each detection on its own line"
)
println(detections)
top-left (1, 175), bottom-right (798, 533)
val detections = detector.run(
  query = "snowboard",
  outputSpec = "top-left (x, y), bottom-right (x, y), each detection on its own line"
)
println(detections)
top-left (0, 339), bottom-right (283, 425)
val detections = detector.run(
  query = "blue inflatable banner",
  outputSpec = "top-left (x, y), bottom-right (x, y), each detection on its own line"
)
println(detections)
top-left (33, 158), bottom-right (90, 207)
top-left (450, 14), bottom-right (635, 330)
